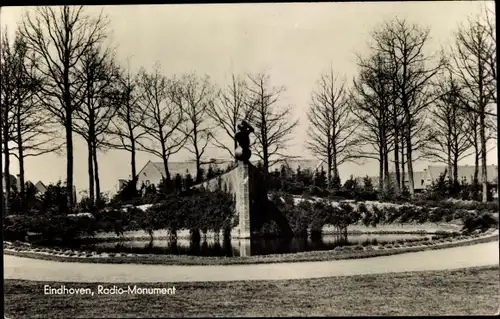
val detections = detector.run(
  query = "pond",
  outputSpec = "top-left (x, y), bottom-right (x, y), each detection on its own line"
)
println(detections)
top-left (69, 233), bottom-right (429, 257)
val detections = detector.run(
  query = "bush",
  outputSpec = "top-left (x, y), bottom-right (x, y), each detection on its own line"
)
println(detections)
top-left (141, 188), bottom-right (235, 240)
top-left (462, 212), bottom-right (498, 233)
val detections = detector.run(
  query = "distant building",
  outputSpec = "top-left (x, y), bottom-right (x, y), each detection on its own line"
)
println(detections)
top-left (134, 159), bottom-right (234, 188)
top-left (33, 181), bottom-right (48, 194)
top-left (356, 171), bottom-right (427, 192)
top-left (2, 173), bottom-right (53, 196)
top-left (356, 165), bottom-right (499, 192)
top-left (422, 165), bottom-right (498, 186)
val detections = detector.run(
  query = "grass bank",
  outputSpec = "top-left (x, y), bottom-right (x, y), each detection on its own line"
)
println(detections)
top-left (4, 266), bottom-right (499, 317)
top-left (4, 232), bottom-right (498, 266)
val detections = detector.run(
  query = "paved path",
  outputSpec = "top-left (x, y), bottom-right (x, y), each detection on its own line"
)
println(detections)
top-left (4, 241), bottom-right (498, 282)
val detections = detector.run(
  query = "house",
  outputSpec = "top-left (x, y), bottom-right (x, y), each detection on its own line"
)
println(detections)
top-left (422, 165), bottom-right (498, 187)
top-left (356, 165), bottom-right (499, 192)
top-left (33, 181), bottom-right (48, 194)
top-left (356, 171), bottom-right (427, 192)
top-left (134, 159), bottom-right (234, 188)
top-left (2, 173), bottom-right (53, 196)
top-left (270, 158), bottom-right (325, 173)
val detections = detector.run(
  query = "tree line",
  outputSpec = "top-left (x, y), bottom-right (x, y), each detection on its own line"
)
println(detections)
top-left (307, 8), bottom-right (496, 202)
top-left (0, 6), bottom-right (299, 213)
top-left (0, 5), bottom-right (497, 218)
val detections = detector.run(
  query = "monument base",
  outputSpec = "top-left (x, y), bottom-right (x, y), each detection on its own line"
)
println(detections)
top-left (235, 163), bottom-right (251, 239)
top-left (239, 238), bottom-right (251, 257)
top-left (238, 229), bottom-right (251, 239)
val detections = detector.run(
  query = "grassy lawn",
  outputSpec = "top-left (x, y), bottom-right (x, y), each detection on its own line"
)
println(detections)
top-left (4, 266), bottom-right (499, 317)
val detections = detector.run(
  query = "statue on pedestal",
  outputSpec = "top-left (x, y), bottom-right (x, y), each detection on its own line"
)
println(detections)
top-left (234, 120), bottom-right (254, 163)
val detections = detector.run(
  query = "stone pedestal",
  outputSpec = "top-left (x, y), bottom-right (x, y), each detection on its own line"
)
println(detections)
top-left (239, 239), bottom-right (251, 257)
top-left (235, 163), bottom-right (251, 239)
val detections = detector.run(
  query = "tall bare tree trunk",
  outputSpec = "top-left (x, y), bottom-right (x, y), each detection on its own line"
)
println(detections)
top-left (401, 139), bottom-right (405, 189)
top-left (87, 140), bottom-right (95, 207)
top-left (327, 152), bottom-right (333, 189)
top-left (453, 153), bottom-right (459, 185)
top-left (332, 143), bottom-right (339, 188)
top-left (3, 95), bottom-right (10, 215)
top-left (474, 146), bottom-right (479, 185)
top-left (131, 138), bottom-right (137, 180)
top-left (406, 129), bottom-right (415, 196)
top-left (2, 123), bottom-right (10, 216)
top-left (479, 113), bottom-right (488, 202)
top-left (383, 142), bottom-right (390, 191)
top-left (378, 151), bottom-right (384, 191)
top-left (0, 6), bottom-right (3, 218)
top-left (394, 129), bottom-right (401, 192)
top-left (447, 144), bottom-right (453, 181)
top-left (93, 142), bottom-right (100, 204)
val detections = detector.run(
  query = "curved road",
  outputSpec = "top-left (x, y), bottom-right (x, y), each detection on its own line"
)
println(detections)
top-left (4, 241), bottom-right (499, 282)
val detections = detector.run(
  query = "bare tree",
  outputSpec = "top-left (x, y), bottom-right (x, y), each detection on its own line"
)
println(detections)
top-left (72, 45), bottom-right (120, 206)
top-left (307, 68), bottom-right (361, 188)
top-left (19, 6), bottom-right (109, 209)
top-left (424, 71), bottom-right (472, 183)
top-left (8, 33), bottom-right (61, 201)
top-left (351, 52), bottom-right (393, 191)
top-left (171, 73), bottom-right (216, 183)
top-left (0, 31), bottom-right (17, 214)
top-left (136, 63), bottom-right (186, 183)
top-left (371, 18), bottom-right (444, 196)
top-left (246, 72), bottom-right (298, 172)
top-left (451, 10), bottom-right (496, 202)
top-left (208, 74), bottom-right (254, 159)
top-left (107, 60), bottom-right (146, 182)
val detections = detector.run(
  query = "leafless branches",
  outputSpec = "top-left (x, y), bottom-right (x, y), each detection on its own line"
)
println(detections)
top-left (351, 52), bottom-right (394, 191)
top-left (208, 74), bottom-right (254, 159)
top-left (246, 72), bottom-right (298, 172)
top-left (72, 44), bottom-right (120, 206)
top-left (370, 17), bottom-right (444, 195)
top-left (19, 5), bottom-right (109, 208)
top-left (307, 68), bottom-right (362, 188)
top-left (451, 8), bottom-right (496, 201)
top-left (1, 30), bottom-right (62, 207)
top-left (136, 63), bottom-right (186, 182)
top-left (423, 71), bottom-right (472, 182)
top-left (171, 73), bottom-right (216, 182)
top-left (106, 59), bottom-right (147, 181)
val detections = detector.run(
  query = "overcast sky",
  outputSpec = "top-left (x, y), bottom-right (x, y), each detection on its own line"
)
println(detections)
top-left (1, 1), bottom-right (497, 194)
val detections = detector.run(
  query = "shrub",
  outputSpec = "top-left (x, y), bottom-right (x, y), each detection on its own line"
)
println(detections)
top-left (361, 241), bottom-right (371, 247)
top-left (462, 212), bottom-right (498, 233)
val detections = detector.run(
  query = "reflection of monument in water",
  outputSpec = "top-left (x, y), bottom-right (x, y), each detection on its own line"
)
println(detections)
top-left (238, 238), bottom-right (252, 257)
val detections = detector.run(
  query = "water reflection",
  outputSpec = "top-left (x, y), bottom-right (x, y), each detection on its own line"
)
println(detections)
top-left (79, 233), bottom-right (427, 257)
